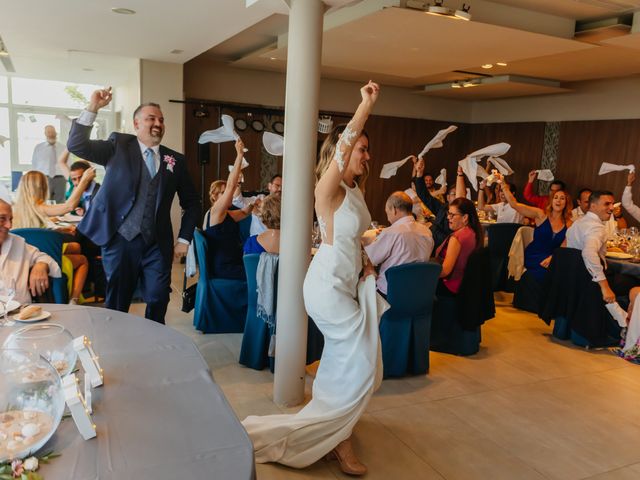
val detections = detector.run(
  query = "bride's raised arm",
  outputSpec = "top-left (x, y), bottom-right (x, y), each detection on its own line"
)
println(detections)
top-left (315, 81), bottom-right (379, 200)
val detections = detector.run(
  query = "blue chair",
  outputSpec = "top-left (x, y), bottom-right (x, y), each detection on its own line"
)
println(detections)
top-left (239, 254), bottom-right (276, 371)
top-left (486, 223), bottom-right (521, 292)
top-left (11, 228), bottom-right (67, 303)
top-left (193, 229), bottom-right (248, 334)
top-left (431, 247), bottom-right (495, 356)
top-left (380, 262), bottom-right (441, 378)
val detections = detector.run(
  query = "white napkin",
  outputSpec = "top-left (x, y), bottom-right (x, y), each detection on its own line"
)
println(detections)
top-left (263, 132), bottom-right (284, 156)
top-left (486, 169), bottom-right (501, 186)
top-left (380, 155), bottom-right (413, 179)
top-left (199, 115), bottom-right (248, 153)
top-left (466, 188), bottom-right (471, 200)
top-left (468, 142), bottom-right (511, 159)
top-left (598, 162), bottom-right (635, 175)
top-left (0, 135), bottom-right (8, 147)
top-left (418, 125), bottom-right (457, 159)
top-left (606, 302), bottom-right (629, 328)
top-left (624, 294), bottom-right (640, 353)
top-left (536, 169), bottom-right (555, 182)
top-left (435, 168), bottom-right (447, 186)
top-left (459, 143), bottom-right (510, 191)
top-left (227, 158), bottom-right (250, 173)
top-left (487, 156), bottom-right (513, 176)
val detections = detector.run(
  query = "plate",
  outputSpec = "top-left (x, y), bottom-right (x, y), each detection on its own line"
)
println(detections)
top-left (13, 310), bottom-right (51, 323)
top-left (59, 213), bottom-right (83, 223)
top-left (0, 300), bottom-right (20, 315)
top-left (606, 251), bottom-right (633, 259)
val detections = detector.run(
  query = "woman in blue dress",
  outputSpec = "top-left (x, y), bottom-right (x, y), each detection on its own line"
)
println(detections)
top-left (203, 139), bottom-right (254, 279)
top-left (501, 178), bottom-right (572, 282)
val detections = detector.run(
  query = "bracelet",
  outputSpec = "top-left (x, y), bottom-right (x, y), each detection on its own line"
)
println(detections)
top-left (457, 174), bottom-right (464, 177)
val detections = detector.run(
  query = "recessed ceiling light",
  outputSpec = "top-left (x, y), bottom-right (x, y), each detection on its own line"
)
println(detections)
top-left (496, 62), bottom-right (507, 66)
top-left (82, 68), bottom-right (94, 72)
top-left (0, 50), bottom-right (9, 57)
top-left (451, 82), bottom-right (462, 89)
top-left (111, 7), bottom-right (136, 15)
top-left (269, 57), bottom-right (277, 61)
top-left (481, 64), bottom-right (493, 69)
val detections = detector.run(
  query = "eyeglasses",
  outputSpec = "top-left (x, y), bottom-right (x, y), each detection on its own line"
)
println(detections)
top-left (447, 212), bottom-right (462, 218)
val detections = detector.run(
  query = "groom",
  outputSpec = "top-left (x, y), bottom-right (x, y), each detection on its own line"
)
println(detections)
top-left (67, 87), bottom-right (200, 323)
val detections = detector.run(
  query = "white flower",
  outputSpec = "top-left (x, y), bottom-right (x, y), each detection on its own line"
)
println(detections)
top-left (24, 456), bottom-right (39, 471)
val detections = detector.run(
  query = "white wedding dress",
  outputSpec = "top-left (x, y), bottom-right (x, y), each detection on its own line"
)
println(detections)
top-left (242, 181), bottom-right (388, 468)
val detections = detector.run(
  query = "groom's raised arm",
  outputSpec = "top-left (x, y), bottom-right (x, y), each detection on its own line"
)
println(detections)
top-left (67, 87), bottom-right (116, 166)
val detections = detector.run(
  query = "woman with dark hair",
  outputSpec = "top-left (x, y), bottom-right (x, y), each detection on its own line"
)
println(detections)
top-left (243, 82), bottom-right (383, 476)
top-left (435, 197), bottom-right (483, 295)
top-left (501, 177), bottom-right (572, 282)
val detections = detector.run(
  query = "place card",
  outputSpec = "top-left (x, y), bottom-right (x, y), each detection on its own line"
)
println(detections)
top-left (73, 336), bottom-right (103, 387)
top-left (62, 374), bottom-right (96, 440)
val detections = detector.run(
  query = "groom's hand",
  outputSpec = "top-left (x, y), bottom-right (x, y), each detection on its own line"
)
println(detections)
top-left (88, 87), bottom-right (113, 113)
top-left (174, 242), bottom-right (188, 261)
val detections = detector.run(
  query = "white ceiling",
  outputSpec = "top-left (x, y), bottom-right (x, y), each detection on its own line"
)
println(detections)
top-left (488, 0), bottom-right (640, 19)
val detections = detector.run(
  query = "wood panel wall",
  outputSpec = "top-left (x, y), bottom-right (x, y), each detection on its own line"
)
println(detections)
top-left (183, 100), bottom-right (640, 224)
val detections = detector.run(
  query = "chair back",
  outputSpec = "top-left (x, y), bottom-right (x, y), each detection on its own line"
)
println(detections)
top-left (457, 247), bottom-right (495, 328)
top-left (193, 229), bottom-right (210, 280)
top-left (487, 223), bottom-right (522, 291)
top-left (385, 262), bottom-right (442, 316)
top-left (11, 228), bottom-right (64, 266)
top-left (243, 254), bottom-right (260, 315)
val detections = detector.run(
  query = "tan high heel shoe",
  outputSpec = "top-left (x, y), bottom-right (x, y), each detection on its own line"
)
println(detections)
top-left (325, 439), bottom-right (367, 476)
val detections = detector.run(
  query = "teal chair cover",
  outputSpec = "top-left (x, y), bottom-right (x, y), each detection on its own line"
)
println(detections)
top-left (239, 254), bottom-right (275, 371)
top-left (379, 262), bottom-right (441, 378)
top-left (238, 216), bottom-right (252, 244)
top-left (11, 228), bottom-right (67, 304)
top-left (486, 223), bottom-right (521, 292)
top-left (193, 230), bottom-right (248, 334)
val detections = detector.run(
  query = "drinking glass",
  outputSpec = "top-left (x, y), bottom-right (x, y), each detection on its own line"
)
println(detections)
top-left (0, 278), bottom-right (16, 327)
top-left (370, 221), bottom-right (379, 230)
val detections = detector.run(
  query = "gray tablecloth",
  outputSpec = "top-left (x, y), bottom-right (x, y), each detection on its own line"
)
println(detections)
top-left (0, 305), bottom-right (255, 480)
top-left (607, 257), bottom-right (640, 278)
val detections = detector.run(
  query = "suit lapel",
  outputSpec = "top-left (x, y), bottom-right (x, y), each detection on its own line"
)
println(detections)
top-left (128, 139), bottom-right (143, 189)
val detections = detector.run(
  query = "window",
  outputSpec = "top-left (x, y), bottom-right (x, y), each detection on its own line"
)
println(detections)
top-left (0, 108), bottom-right (9, 178)
top-left (11, 77), bottom-right (102, 110)
top-left (16, 113), bottom-right (60, 166)
top-left (0, 76), bottom-right (7, 104)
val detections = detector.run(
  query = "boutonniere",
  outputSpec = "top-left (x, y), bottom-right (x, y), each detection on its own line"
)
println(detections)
top-left (163, 155), bottom-right (176, 173)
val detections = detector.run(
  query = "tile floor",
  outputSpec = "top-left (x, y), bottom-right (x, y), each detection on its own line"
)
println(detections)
top-left (126, 270), bottom-right (640, 480)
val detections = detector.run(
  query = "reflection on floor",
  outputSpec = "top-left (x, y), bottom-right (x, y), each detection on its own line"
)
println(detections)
top-left (125, 268), bottom-right (640, 480)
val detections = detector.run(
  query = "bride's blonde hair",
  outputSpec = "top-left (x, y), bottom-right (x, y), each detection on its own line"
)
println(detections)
top-left (13, 171), bottom-right (51, 228)
top-left (315, 124), bottom-right (369, 191)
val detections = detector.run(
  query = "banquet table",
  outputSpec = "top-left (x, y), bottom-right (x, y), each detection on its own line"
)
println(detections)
top-left (0, 304), bottom-right (255, 480)
top-left (607, 256), bottom-right (640, 278)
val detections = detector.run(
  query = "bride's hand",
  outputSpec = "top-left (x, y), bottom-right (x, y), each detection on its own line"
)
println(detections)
top-left (362, 264), bottom-right (377, 281)
top-left (360, 81), bottom-right (380, 105)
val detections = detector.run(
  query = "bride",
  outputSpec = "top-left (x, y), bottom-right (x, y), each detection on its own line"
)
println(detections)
top-left (242, 81), bottom-right (386, 476)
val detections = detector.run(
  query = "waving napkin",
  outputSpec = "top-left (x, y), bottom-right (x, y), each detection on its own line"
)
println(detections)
top-left (199, 115), bottom-right (248, 153)
top-left (459, 143), bottom-right (510, 191)
top-left (263, 132), bottom-right (284, 156)
top-left (227, 158), bottom-right (250, 173)
top-left (435, 168), bottom-right (447, 186)
top-left (380, 155), bottom-right (413, 179)
top-left (487, 156), bottom-right (513, 176)
top-left (536, 169), bottom-right (555, 182)
top-left (599, 162), bottom-right (635, 175)
top-left (418, 125), bottom-right (457, 159)
top-left (0, 135), bottom-right (8, 147)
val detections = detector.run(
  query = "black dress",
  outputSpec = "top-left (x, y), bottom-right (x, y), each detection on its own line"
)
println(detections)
top-left (203, 211), bottom-right (245, 280)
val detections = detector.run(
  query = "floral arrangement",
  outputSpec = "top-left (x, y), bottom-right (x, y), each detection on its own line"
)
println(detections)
top-left (163, 154), bottom-right (176, 173)
top-left (0, 451), bottom-right (59, 480)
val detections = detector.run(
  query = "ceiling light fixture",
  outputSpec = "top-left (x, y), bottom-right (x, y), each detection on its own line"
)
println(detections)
top-left (462, 79), bottom-right (480, 88)
top-left (481, 64), bottom-right (493, 69)
top-left (111, 7), bottom-right (136, 15)
top-left (454, 3), bottom-right (472, 21)
top-left (496, 62), bottom-right (507, 66)
top-left (0, 50), bottom-right (8, 57)
top-left (451, 82), bottom-right (462, 89)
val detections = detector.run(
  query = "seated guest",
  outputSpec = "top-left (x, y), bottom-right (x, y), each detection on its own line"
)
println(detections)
top-left (243, 194), bottom-right (281, 255)
top-left (60, 156), bottom-right (101, 216)
top-left (412, 157), bottom-right (466, 248)
top-left (13, 170), bottom-right (94, 304)
top-left (435, 198), bottom-right (483, 295)
top-left (363, 192), bottom-right (434, 296)
top-left (477, 180), bottom-right (523, 224)
top-left (613, 203), bottom-right (628, 230)
top-left (524, 170), bottom-right (566, 209)
top-left (0, 200), bottom-right (61, 304)
top-left (204, 139), bottom-right (254, 279)
top-left (404, 182), bottom-right (431, 220)
top-left (234, 174), bottom-right (282, 236)
top-left (423, 172), bottom-right (446, 203)
top-left (567, 190), bottom-right (637, 301)
top-left (572, 188), bottom-right (591, 221)
top-left (501, 178), bottom-right (572, 283)
top-left (622, 171), bottom-right (640, 222)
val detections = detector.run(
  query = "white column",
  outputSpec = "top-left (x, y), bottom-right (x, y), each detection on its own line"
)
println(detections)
top-left (273, 0), bottom-right (325, 407)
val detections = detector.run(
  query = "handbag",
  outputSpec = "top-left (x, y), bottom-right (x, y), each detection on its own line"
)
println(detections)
top-left (181, 267), bottom-right (197, 313)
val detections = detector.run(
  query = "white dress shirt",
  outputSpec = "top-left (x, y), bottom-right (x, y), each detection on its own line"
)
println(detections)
top-left (489, 202), bottom-right (523, 224)
top-left (364, 215), bottom-right (434, 294)
top-left (566, 211), bottom-right (607, 283)
top-left (31, 141), bottom-right (66, 177)
top-left (622, 186), bottom-right (640, 222)
top-left (571, 206), bottom-right (586, 222)
top-left (0, 233), bottom-right (62, 304)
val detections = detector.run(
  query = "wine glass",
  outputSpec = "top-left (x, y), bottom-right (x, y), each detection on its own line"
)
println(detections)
top-left (0, 277), bottom-right (16, 327)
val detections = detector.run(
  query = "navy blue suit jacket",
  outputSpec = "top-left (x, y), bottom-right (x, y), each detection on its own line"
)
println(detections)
top-left (67, 121), bottom-right (201, 259)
